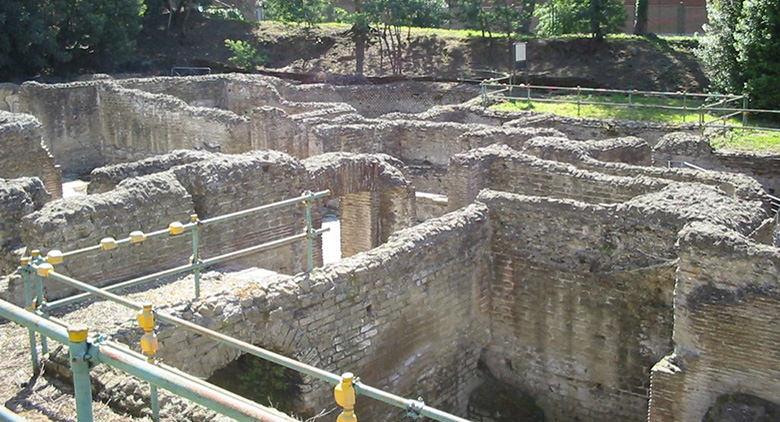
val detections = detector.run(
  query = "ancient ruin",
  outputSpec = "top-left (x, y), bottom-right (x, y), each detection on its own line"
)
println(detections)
top-left (0, 73), bottom-right (778, 421)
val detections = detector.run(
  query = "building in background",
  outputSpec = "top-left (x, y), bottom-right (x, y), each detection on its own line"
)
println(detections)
top-left (623, 0), bottom-right (708, 34)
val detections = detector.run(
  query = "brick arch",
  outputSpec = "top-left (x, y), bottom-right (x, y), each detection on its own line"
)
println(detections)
top-left (304, 153), bottom-right (416, 258)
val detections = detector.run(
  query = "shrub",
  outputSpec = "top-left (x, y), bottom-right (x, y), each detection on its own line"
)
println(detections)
top-left (224, 39), bottom-right (266, 70)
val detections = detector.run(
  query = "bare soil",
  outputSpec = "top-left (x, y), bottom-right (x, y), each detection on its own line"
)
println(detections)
top-left (133, 15), bottom-right (707, 92)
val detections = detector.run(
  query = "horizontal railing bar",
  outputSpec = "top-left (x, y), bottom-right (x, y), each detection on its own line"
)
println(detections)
top-left (56, 191), bottom-right (330, 260)
top-left (200, 190), bottom-right (330, 225)
top-left (42, 268), bottom-right (470, 422)
top-left (481, 82), bottom-right (740, 98)
top-left (47, 228), bottom-right (328, 310)
top-left (0, 406), bottom-right (24, 422)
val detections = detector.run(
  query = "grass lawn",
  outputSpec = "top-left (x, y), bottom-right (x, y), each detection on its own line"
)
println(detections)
top-left (491, 96), bottom-right (780, 153)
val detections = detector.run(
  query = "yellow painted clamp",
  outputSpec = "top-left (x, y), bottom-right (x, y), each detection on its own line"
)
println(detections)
top-left (334, 372), bottom-right (358, 422)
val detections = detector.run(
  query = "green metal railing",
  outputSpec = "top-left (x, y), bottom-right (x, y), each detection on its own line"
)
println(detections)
top-left (480, 77), bottom-right (780, 133)
top-left (11, 191), bottom-right (472, 422)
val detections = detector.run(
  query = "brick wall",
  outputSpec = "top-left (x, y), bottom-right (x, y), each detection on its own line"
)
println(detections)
top-left (477, 189), bottom-right (679, 421)
top-left (447, 145), bottom-right (667, 210)
top-left (0, 111), bottom-right (62, 198)
top-left (132, 203), bottom-right (490, 420)
top-left (648, 223), bottom-right (780, 420)
top-left (0, 178), bottom-right (50, 276)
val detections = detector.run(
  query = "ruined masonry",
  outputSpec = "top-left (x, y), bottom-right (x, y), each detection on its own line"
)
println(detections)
top-left (0, 73), bottom-right (778, 421)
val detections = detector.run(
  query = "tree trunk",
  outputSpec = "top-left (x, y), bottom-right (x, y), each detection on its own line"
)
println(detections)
top-left (634, 0), bottom-right (649, 35)
top-left (353, 0), bottom-right (366, 75)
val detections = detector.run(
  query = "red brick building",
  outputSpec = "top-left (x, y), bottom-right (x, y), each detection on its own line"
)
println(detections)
top-left (623, 0), bottom-right (708, 34)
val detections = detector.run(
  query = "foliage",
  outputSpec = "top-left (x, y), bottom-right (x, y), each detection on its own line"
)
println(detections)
top-left (0, 0), bottom-right (145, 78)
top-left (734, 0), bottom-right (780, 110)
top-left (452, 0), bottom-right (535, 38)
top-left (203, 6), bottom-right (245, 21)
top-left (697, 0), bottom-right (744, 94)
top-left (534, 0), bottom-right (625, 38)
top-left (265, 0), bottom-right (331, 26)
top-left (224, 39), bottom-right (266, 69)
top-left (699, 0), bottom-right (780, 110)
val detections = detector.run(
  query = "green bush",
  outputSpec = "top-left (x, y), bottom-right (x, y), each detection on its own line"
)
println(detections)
top-left (224, 39), bottom-right (266, 70)
top-left (0, 0), bottom-right (144, 78)
top-left (265, 0), bottom-right (331, 26)
top-left (699, 0), bottom-right (780, 111)
top-left (534, 0), bottom-right (625, 38)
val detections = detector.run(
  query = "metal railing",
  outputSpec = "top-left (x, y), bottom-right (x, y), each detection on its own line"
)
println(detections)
top-left (10, 190), bottom-right (471, 422)
top-left (480, 76), bottom-right (780, 133)
top-left (171, 67), bottom-right (212, 77)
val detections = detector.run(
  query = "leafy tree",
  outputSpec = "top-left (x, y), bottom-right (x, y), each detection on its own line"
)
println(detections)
top-left (265, 0), bottom-right (331, 27)
top-left (534, 0), bottom-right (624, 38)
top-left (733, 0), bottom-right (780, 109)
top-left (0, 0), bottom-right (144, 79)
top-left (698, 0), bottom-right (744, 94)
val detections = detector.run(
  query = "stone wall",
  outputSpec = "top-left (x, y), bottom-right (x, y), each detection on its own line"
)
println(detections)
top-left (0, 111), bottom-right (62, 198)
top-left (475, 184), bottom-right (766, 421)
top-left (648, 223), bottom-right (780, 421)
top-left (125, 203), bottom-right (490, 420)
top-left (0, 178), bottom-right (50, 275)
top-left (653, 132), bottom-right (780, 195)
top-left (446, 144), bottom-right (667, 210)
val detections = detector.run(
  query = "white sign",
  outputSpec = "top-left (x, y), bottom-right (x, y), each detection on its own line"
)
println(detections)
top-left (514, 42), bottom-right (527, 62)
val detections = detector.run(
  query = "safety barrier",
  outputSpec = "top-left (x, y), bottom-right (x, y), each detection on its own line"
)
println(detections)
top-left (480, 77), bottom-right (780, 133)
top-left (8, 190), bottom-right (472, 422)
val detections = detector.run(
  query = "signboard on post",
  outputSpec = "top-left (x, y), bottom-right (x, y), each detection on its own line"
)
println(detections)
top-left (513, 42), bottom-right (527, 70)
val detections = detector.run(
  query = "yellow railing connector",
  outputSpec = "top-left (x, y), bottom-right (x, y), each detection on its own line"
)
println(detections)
top-left (36, 263), bottom-right (54, 278)
top-left (130, 231), bottom-right (146, 245)
top-left (168, 221), bottom-right (185, 236)
top-left (47, 250), bottom-right (63, 265)
top-left (190, 214), bottom-right (199, 224)
top-left (67, 325), bottom-right (89, 343)
top-left (334, 372), bottom-right (357, 422)
top-left (100, 237), bottom-right (117, 251)
top-left (137, 303), bottom-right (159, 361)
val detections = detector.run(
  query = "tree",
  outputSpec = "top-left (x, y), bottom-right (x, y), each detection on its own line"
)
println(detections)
top-left (0, 0), bottom-right (144, 79)
top-left (734, 0), bottom-right (780, 109)
top-left (633, 0), bottom-right (648, 34)
top-left (265, 0), bottom-right (331, 27)
top-left (698, 0), bottom-right (744, 94)
top-left (534, 0), bottom-right (624, 38)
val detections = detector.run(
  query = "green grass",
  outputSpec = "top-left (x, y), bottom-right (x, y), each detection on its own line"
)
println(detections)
top-left (491, 94), bottom-right (715, 124)
top-left (710, 129), bottom-right (780, 153)
top-left (491, 95), bottom-right (780, 153)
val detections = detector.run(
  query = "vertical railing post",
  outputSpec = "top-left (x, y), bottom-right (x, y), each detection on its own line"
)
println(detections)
top-left (334, 373), bottom-right (357, 422)
top-left (190, 214), bottom-right (201, 299)
top-left (480, 83), bottom-right (487, 108)
top-left (20, 256), bottom-right (39, 372)
top-left (34, 271), bottom-right (48, 356)
top-left (576, 86), bottom-right (581, 117)
top-left (303, 191), bottom-right (315, 272)
top-left (742, 94), bottom-right (748, 126)
top-left (67, 325), bottom-right (94, 422)
top-left (682, 91), bottom-right (687, 123)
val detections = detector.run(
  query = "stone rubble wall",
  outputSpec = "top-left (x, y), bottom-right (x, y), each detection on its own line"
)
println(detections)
top-left (116, 203), bottom-right (490, 420)
top-left (0, 177), bottom-right (50, 275)
top-left (475, 184), bottom-right (767, 421)
top-left (0, 111), bottom-right (62, 198)
top-left (648, 222), bottom-right (780, 421)
top-left (446, 144), bottom-right (668, 211)
top-left (653, 132), bottom-right (780, 195)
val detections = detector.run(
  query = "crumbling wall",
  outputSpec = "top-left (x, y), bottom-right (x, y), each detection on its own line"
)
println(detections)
top-left (117, 76), bottom-right (229, 109)
top-left (18, 82), bottom-right (103, 175)
top-left (475, 183), bottom-right (766, 422)
top-left (0, 178), bottom-right (50, 277)
top-left (447, 144), bottom-right (667, 210)
top-left (97, 84), bottom-right (252, 163)
top-left (128, 204), bottom-right (490, 419)
top-left (0, 111), bottom-right (62, 198)
top-left (653, 132), bottom-right (780, 195)
top-left (304, 153), bottom-right (416, 257)
top-left (648, 223), bottom-right (780, 421)
top-left (88, 150), bottom-right (216, 194)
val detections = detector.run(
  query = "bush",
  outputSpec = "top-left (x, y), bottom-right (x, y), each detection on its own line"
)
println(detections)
top-left (699, 0), bottom-right (780, 110)
top-left (0, 0), bottom-right (144, 78)
top-left (534, 0), bottom-right (625, 38)
top-left (224, 39), bottom-right (266, 70)
top-left (265, 0), bottom-right (331, 26)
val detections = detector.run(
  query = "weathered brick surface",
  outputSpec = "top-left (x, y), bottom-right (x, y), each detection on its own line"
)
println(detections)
top-left (0, 177), bottom-right (50, 275)
top-left (653, 132), bottom-right (780, 195)
top-left (447, 144), bottom-right (667, 210)
top-left (112, 204), bottom-right (490, 420)
top-left (648, 223), bottom-right (780, 421)
top-left (0, 111), bottom-right (62, 197)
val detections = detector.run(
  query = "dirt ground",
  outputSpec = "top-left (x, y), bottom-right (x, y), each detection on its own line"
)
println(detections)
top-left (133, 15), bottom-right (707, 92)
